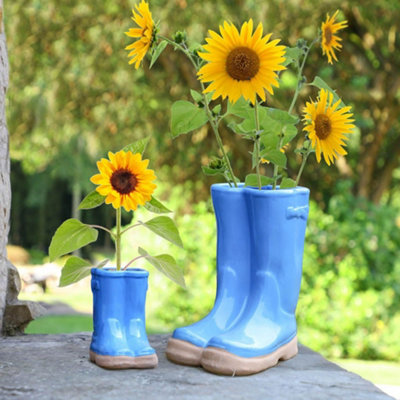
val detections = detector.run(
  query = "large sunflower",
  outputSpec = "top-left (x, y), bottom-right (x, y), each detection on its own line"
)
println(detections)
top-left (198, 19), bottom-right (286, 104)
top-left (303, 89), bottom-right (355, 165)
top-left (321, 10), bottom-right (348, 64)
top-left (90, 150), bottom-right (157, 211)
top-left (125, 0), bottom-right (154, 69)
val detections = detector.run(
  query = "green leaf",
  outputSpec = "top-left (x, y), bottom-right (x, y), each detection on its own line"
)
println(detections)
top-left (282, 47), bottom-right (302, 67)
top-left (142, 216), bottom-right (183, 248)
top-left (138, 247), bottom-right (186, 288)
top-left (96, 259), bottom-right (109, 269)
top-left (261, 149), bottom-right (287, 168)
top-left (213, 104), bottom-right (221, 114)
top-left (202, 166), bottom-right (223, 176)
top-left (227, 121), bottom-right (251, 136)
top-left (150, 40), bottom-right (168, 68)
top-left (59, 256), bottom-right (92, 287)
top-left (267, 108), bottom-right (299, 125)
top-left (260, 133), bottom-right (280, 151)
top-left (227, 97), bottom-right (252, 118)
top-left (280, 177), bottom-right (297, 189)
top-left (144, 196), bottom-right (172, 214)
top-left (49, 219), bottom-right (98, 261)
top-left (245, 174), bottom-right (274, 187)
top-left (309, 76), bottom-right (343, 105)
top-left (282, 124), bottom-right (298, 146)
top-left (190, 89), bottom-right (203, 104)
top-left (171, 100), bottom-right (208, 138)
top-left (78, 190), bottom-right (105, 210)
top-left (123, 137), bottom-right (150, 155)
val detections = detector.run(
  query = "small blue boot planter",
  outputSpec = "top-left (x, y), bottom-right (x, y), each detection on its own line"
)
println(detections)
top-left (89, 267), bottom-right (158, 369)
top-left (166, 183), bottom-right (251, 366)
top-left (201, 186), bottom-right (310, 376)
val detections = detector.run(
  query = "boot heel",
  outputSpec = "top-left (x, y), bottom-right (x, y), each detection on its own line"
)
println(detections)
top-left (279, 336), bottom-right (298, 361)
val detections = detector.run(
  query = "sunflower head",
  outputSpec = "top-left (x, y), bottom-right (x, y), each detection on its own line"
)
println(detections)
top-left (303, 89), bottom-right (355, 165)
top-left (321, 10), bottom-right (348, 64)
top-left (198, 19), bottom-right (286, 105)
top-left (125, 0), bottom-right (155, 69)
top-left (90, 150), bottom-right (157, 212)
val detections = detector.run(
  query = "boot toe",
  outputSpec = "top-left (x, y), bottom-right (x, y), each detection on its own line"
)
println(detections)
top-left (172, 326), bottom-right (209, 348)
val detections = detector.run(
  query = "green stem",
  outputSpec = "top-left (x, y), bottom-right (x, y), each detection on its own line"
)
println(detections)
top-left (120, 222), bottom-right (141, 236)
top-left (159, 35), bottom-right (237, 187)
top-left (123, 255), bottom-right (145, 271)
top-left (115, 208), bottom-right (122, 271)
top-left (295, 144), bottom-right (312, 186)
top-left (254, 101), bottom-right (262, 190)
top-left (88, 224), bottom-right (115, 238)
top-left (272, 39), bottom-right (318, 189)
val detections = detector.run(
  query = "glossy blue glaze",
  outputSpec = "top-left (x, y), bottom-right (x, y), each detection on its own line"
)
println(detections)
top-left (206, 186), bottom-right (310, 358)
top-left (172, 183), bottom-right (251, 347)
top-left (90, 267), bottom-right (156, 357)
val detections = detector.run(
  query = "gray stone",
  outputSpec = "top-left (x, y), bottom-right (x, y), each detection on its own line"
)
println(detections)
top-left (0, 333), bottom-right (394, 400)
top-left (1, 260), bottom-right (45, 335)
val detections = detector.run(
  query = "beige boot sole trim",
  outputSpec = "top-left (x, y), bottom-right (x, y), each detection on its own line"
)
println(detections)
top-left (165, 338), bottom-right (204, 366)
top-left (89, 350), bottom-right (158, 370)
top-left (201, 336), bottom-right (298, 376)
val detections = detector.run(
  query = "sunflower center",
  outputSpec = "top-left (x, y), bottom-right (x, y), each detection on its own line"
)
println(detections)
top-left (315, 114), bottom-right (332, 140)
top-left (111, 169), bottom-right (137, 195)
top-left (226, 47), bottom-right (260, 81)
top-left (324, 27), bottom-right (332, 45)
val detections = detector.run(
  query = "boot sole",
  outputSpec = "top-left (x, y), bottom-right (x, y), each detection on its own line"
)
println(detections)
top-left (89, 350), bottom-right (158, 370)
top-left (201, 336), bottom-right (298, 376)
top-left (165, 338), bottom-right (203, 366)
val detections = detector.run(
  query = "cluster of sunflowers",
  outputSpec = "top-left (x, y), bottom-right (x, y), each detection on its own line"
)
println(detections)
top-left (126, 1), bottom-right (355, 189)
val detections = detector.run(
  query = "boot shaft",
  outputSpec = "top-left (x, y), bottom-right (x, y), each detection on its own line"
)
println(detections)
top-left (91, 268), bottom-right (149, 328)
top-left (245, 186), bottom-right (309, 316)
top-left (211, 184), bottom-right (251, 312)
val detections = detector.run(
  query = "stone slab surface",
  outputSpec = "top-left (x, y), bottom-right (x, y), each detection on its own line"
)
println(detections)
top-left (0, 333), bottom-right (394, 400)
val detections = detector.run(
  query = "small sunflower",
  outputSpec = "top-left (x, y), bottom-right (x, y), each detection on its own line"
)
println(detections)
top-left (321, 10), bottom-right (348, 64)
top-left (198, 19), bottom-right (286, 104)
top-left (303, 89), bottom-right (355, 165)
top-left (125, 0), bottom-right (155, 69)
top-left (90, 150), bottom-right (157, 211)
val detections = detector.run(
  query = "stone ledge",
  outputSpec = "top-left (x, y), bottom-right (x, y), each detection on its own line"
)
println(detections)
top-left (0, 333), bottom-right (394, 400)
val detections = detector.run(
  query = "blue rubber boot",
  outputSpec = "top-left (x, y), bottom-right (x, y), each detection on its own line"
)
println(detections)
top-left (89, 267), bottom-right (158, 369)
top-left (201, 186), bottom-right (309, 376)
top-left (166, 183), bottom-right (251, 366)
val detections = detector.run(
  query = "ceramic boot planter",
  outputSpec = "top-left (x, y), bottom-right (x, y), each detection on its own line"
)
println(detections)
top-left (166, 183), bottom-right (251, 366)
top-left (201, 186), bottom-right (309, 376)
top-left (89, 267), bottom-right (158, 369)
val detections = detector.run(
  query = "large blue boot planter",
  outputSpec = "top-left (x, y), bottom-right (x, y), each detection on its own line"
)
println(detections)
top-left (166, 183), bottom-right (251, 366)
top-left (89, 267), bottom-right (158, 369)
top-left (201, 186), bottom-right (310, 376)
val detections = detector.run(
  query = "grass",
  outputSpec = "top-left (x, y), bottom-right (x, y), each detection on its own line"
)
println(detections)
top-left (25, 315), bottom-right (93, 334)
top-left (331, 358), bottom-right (400, 386)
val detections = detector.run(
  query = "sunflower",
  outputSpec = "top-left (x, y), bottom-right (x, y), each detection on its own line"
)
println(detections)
top-left (303, 89), bottom-right (355, 165)
top-left (321, 10), bottom-right (348, 64)
top-left (90, 150), bottom-right (157, 211)
top-left (125, 0), bottom-right (155, 69)
top-left (198, 19), bottom-right (286, 105)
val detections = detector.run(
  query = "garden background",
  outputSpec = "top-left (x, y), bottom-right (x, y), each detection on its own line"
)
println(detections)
top-left (5, 0), bottom-right (400, 384)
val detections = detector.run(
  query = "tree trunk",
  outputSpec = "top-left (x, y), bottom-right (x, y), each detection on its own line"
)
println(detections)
top-left (0, 2), bottom-right (44, 335)
top-left (0, 0), bottom-right (10, 332)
